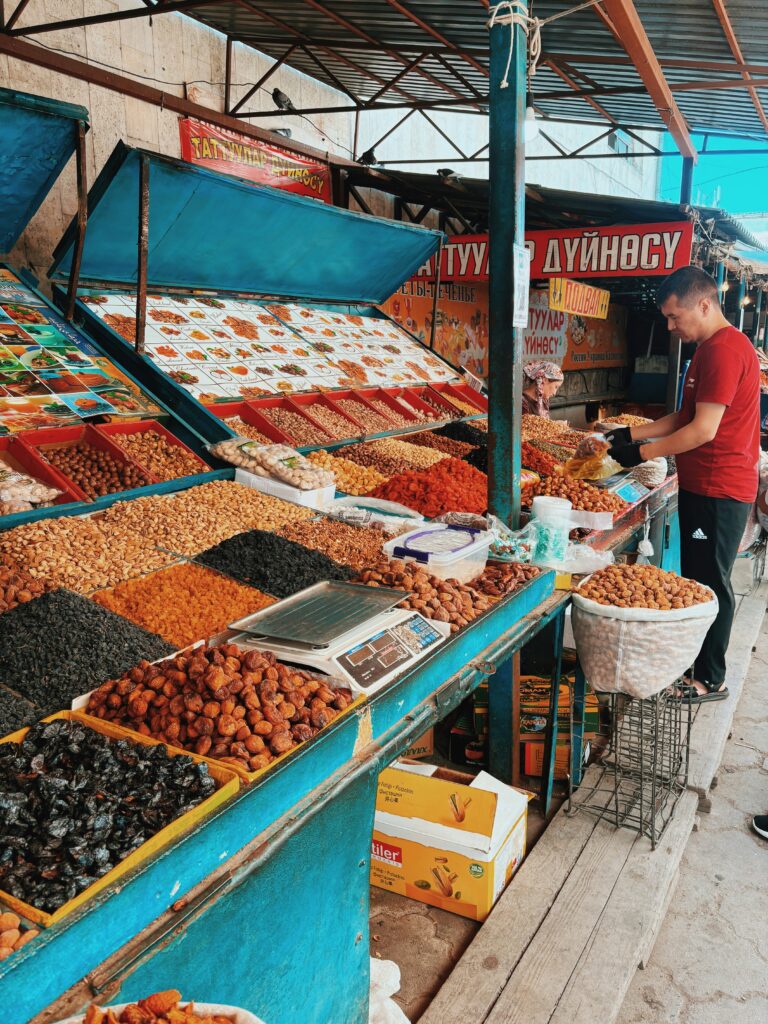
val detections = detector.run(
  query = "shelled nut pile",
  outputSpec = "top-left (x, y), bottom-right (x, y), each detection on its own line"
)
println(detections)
top-left (306, 402), bottom-right (359, 439)
top-left (44, 442), bottom-right (150, 499)
top-left (259, 406), bottom-right (331, 445)
top-left (525, 475), bottom-right (627, 515)
top-left (337, 438), bottom-right (447, 475)
top-left (306, 450), bottom-right (388, 495)
top-left (99, 481), bottom-right (312, 556)
top-left (355, 559), bottom-right (492, 633)
top-left (93, 563), bottom-right (275, 649)
top-left (368, 398), bottom-right (411, 426)
top-left (443, 395), bottom-right (482, 416)
top-left (417, 391), bottom-right (460, 419)
top-left (86, 644), bottom-right (354, 772)
top-left (336, 398), bottom-right (393, 433)
top-left (579, 564), bottom-right (711, 609)
top-left (392, 397), bottom-right (433, 423)
top-left (406, 432), bottom-right (476, 457)
top-left (277, 518), bottom-right (387, 571)
top-left (223, 415), bottom-right (270, 443)
top-left (111, 430), bottom-right (204, 482)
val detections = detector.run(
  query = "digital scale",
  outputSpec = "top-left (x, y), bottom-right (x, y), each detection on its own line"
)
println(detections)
top-left (227, 581), bottom-right (448, 695)
top-left (595, 471), bottom-right (651, 505)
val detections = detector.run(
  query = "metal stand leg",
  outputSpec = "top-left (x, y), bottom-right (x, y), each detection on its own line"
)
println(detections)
top-left (541, 609), bottom-right (565, 816)
top-left (488, 658), bottom-right (515, 784)
top-left (571, 661), bottom-right (587, 786)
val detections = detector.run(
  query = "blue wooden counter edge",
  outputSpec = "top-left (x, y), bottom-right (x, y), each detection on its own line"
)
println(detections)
top-left (0, 570), bottom-right (554, 1023)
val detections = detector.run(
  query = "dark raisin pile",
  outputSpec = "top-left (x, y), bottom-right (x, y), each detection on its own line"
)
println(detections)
top-left (196, 529), bottom-right (354, 599)
top-left (435, 420), bottom-right (488, 447)
top-left (0, 719), bottom-right (217, 913)
top-left (0, 590), bottom-right (175, 713)
top-left (0, 687), bottom-right (39, 736)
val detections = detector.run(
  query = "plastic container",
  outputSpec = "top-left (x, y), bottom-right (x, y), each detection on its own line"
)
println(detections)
top-left (531, 496), bottom-right (572, 567)
top-left (234, 467), bottom-right (336, 509)
top-left (383, 523), bottom-right (491, 582)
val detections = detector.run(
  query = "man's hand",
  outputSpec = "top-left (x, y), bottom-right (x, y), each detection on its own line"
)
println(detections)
top-left (609, 442), bottom-right (644, 468)
top-left (602, 425), bottom-right (632, 446)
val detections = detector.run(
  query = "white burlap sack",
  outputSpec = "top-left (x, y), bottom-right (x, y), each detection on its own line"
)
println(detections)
top-left (571, 584), bottom-right (718, 698)
top-left (56, 1004), bottom-right (265, 1024)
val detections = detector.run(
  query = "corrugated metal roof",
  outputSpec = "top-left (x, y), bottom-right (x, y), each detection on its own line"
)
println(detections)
top-left (179, 1), bottom-right (768, 143)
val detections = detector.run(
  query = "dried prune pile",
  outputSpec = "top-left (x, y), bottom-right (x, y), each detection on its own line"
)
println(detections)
top-left (434, 420), bottom-right (488, 448)
top-left (0, 590), bottom-right (175, 713)
top-left (0, 718), bottom-right (217, 913)
top-left (196, 529), bottom-right (354, 598)
top-left (0, 687), bottom-right (39, 736)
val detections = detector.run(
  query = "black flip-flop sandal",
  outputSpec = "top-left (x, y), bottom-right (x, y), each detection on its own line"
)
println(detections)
top-left (675, 682), bottom-right (729, 705)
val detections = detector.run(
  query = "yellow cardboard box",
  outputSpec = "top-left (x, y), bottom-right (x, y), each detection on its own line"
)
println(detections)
top-left (402, 727), bottom-right (435, 760)
top-left (371, 761), bottom-right (528, 922)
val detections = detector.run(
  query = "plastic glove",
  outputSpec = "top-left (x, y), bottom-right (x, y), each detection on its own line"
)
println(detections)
top-left (609, 442), bottom-right (643, 469)
top-left (602, 425), bottom-right (632, 446)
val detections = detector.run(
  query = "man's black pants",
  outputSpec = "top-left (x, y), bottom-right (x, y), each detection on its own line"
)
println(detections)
top-left (678, 489), bottom-right (752, 686)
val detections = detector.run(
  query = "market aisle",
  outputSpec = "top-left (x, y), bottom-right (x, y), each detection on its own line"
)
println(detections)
top-left (616, 610), bottom-right (768, 1024)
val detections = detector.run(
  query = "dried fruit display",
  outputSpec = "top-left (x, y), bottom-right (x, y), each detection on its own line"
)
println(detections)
top-left (417, 392), bottom-right (461, 419)
top-left (87, 644), bottom-right (354, 773)
top-left (82, 992), bottom-right (237, 1023)
top-left (469, 562), bottom-right (540, 598)
top-left (524, 475), bottom-right (627, 515)
top-left (441, 394), bottom-right (483, 416)
top-left (521, 414), bottom-right (568, 442)
top-left (277, 519), bottom-right (387, 571)
top-left (0, 589), bottom-right (174, 712)
top-left (0, 565), bottom-right (49, 614)
top-left (110, 431), bottom-right (205, 482)
top-left (406, 432), bottom-right (476, 457)
top-left (521, 441), bottom-right (560, 476)
top-left (92, 563), bottom-right (275, 650)
top-left (0, 911), bottom-right (39, 961)
top-left (355, 560), bottom-right (492, 634)
top-left (0, 515), bottom-right (175, 594)
top-left (368, 398), bottom-right (411, 427)
top-left (434, 420), bottom-right (488, 447)
top-left (43, 442), bottom-right (150, 499)
top-left (0, 688), bottom-right (39, 735)
top-left (197, 529), bottom-right (354, 598)
top-left (99, 481), bottom-right (312, 557)
top-left (306, 450), bottom-right (388, 495)
top-left (0, 719), bottom-right (217, 913)
top-left (526, 439), bottom-right (579, 463)
top-left (578, 564), bottom-right (711, 610)
top-left (367, 458), bottom-right (487, 518)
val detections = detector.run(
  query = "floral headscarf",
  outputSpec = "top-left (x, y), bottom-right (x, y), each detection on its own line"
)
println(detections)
top-left (523, 361), bottom-right (564, 417)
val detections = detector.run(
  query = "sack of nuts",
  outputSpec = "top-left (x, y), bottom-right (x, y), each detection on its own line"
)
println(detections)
top-left (571, 564), bottom-right (718, 697)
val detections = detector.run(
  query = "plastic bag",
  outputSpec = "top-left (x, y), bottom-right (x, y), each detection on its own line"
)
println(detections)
top-left (55, 1003), bottom-right (267, 1024)
top-left (209, 438), bottom-right (333, 490)
top-left (369, 959), bottom-right (410, 1024)
top-left (557, 544), bottom-right (614, 575)
top-left (563, 434), bottom-right (620, 481)
top-left (571, 582), bottom-right (718, 697)
top-left (0, 467), bottom-right (61, 514)
top-left (328, 496), bottom-right (423, 535)
top-left (630, 457), bottom-right (667, 490)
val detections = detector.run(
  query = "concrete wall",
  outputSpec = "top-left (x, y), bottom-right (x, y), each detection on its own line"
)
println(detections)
top-left (2, 1), bottom-right (660, 281)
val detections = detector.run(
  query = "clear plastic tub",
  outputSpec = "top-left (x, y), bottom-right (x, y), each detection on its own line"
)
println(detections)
top-left (383, 523), bottom-right (491, 582)
top-left (234, 468), bottom-right (336, 509)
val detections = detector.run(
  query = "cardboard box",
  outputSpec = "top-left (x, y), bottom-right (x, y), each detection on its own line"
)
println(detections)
top-left (521, 738), bottom-right (592, 779)
top-left (371, 761), bottom-right (529, 922)
top-left (402, 727), bottom-right (434, 760)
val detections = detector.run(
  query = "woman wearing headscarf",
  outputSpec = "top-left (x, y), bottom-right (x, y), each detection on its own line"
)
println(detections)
top-left (522, 361), bottom-right (564, 418)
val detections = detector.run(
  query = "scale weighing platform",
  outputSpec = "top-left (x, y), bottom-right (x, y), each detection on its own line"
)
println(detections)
top-left (595, 471), bottom-right (651, 505)
top-left (228, 581), bottom-right (448, 695)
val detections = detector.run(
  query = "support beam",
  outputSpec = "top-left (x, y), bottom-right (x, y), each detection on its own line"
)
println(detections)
top-left (716, 262), bottom-right (726, 307)
top-left (135, 155), bottom-right (150, 357)
top-left (600, 0), bottom-right (697, 160)
top-left (299, 45), bottom-right (364, 107)
top-left (543, 58), bottom-right (617, 124)
top-left (711, 0), bottom-right (768, 134)
top-left (224, 37), bottom-right (233, 116)
top-left (357, 108), bottom-right (417, 162)
top-left (381, 0), bottom-right (488, 77)
top-left (4, 0), bottom-right (32, 31)
top-left (64, 122), bottom-right (88, 322)
top-left (680, 156), bottom-right (694, 204)
top-left (5, 0), bottom-right (227, 35)
top-left (418, 109), bottom-right (468, 158)
top-left (488, 2), bottom-right (526, 529)
top-left (229, 44), bottom-right (299, 117)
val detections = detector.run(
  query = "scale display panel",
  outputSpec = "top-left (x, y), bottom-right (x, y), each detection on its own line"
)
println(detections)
top-left (337, 613), bottom-right (443, 688)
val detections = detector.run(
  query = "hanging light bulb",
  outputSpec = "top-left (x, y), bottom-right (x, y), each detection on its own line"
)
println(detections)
top-left (523, 92), bottom-right (540, 144)
top-left (721, 279), bottom-right (729, 292)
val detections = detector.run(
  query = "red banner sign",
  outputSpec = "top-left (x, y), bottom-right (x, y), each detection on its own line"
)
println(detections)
top-left (416, 221), bottom-right (694, 282)
top-left (179, 118), bottom-right (332, 203)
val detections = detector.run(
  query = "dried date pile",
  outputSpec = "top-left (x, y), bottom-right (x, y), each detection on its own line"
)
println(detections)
top-left (196, 529), bottom-right (354, 598)
top-left (0, 718), bottom-right (217, 913)
top-left (86, 644), bottom-right (354, 773)
top-left (469, 562), bottom-right (540, 598)
top-left (578, 564), bottom-right (712, 610)
top-left (0, 589), bottom-right (174, 713)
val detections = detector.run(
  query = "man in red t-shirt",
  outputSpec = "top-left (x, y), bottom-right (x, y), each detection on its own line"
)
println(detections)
top-left (607, 266), bottom-right (760, 703)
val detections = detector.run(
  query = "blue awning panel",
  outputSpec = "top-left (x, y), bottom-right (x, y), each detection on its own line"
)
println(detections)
top-left (0, 87), bottom-right (88, 253)
top-left (51, 143), bottom-right (442, 305)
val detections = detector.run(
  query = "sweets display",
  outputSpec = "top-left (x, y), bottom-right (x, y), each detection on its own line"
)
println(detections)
top-left (92, 564), bottom-right (275, 650)
top-left (99, 481), bottom-right (313, 557)
top-left (81, 992), bottom-right (238, 1024)
top-left (196, 530), bottom-right (354, 598)
top-left (368, 458), bottom-right (487, 518)
top-left (0, 515), bottom-right (174, 593)
top-left (0, 718), bottom-right (217, 913)
top-left (0, 467), bottom-right (61, 515)
top-left (578, 564), bottom-right (711, 609)
top-left (0, 912), bottom-right (38, 961)
top-left (277, 518), bottom-right (388, 572)
top-left (524, 475), bottom-right (627, 515)
top-left (110, 430), bottom-right (205, 482)
top-left (43, 442), bottom-right (150, 499)
top-left (355, 559), bottom-right (492, 634)
top-left (469, 562), bottom-right (541, 598)
top-left (306, 450), bottom-right (388, 495)
top-left (86, 644), bottom-right (354, 772)
top-left (0, 589), bottom-right (174, 712)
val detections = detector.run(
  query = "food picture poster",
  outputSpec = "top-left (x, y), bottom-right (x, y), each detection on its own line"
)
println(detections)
top-left (382, 281), bottom-right (628, 378)
top-left (0, 268), bottom-right (160, 435)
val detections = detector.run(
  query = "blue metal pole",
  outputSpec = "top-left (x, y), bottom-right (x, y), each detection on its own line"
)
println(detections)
top-left (488, 4), bottom-right (527, 528)
top-left (752, 288), bottom-right (763, 348)
top-left (679, 156), bottom-right (694, 204)
top-left (715, 262), bottom-right (725, 308)
top-left (736, 277), bottom-right (746, 331)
